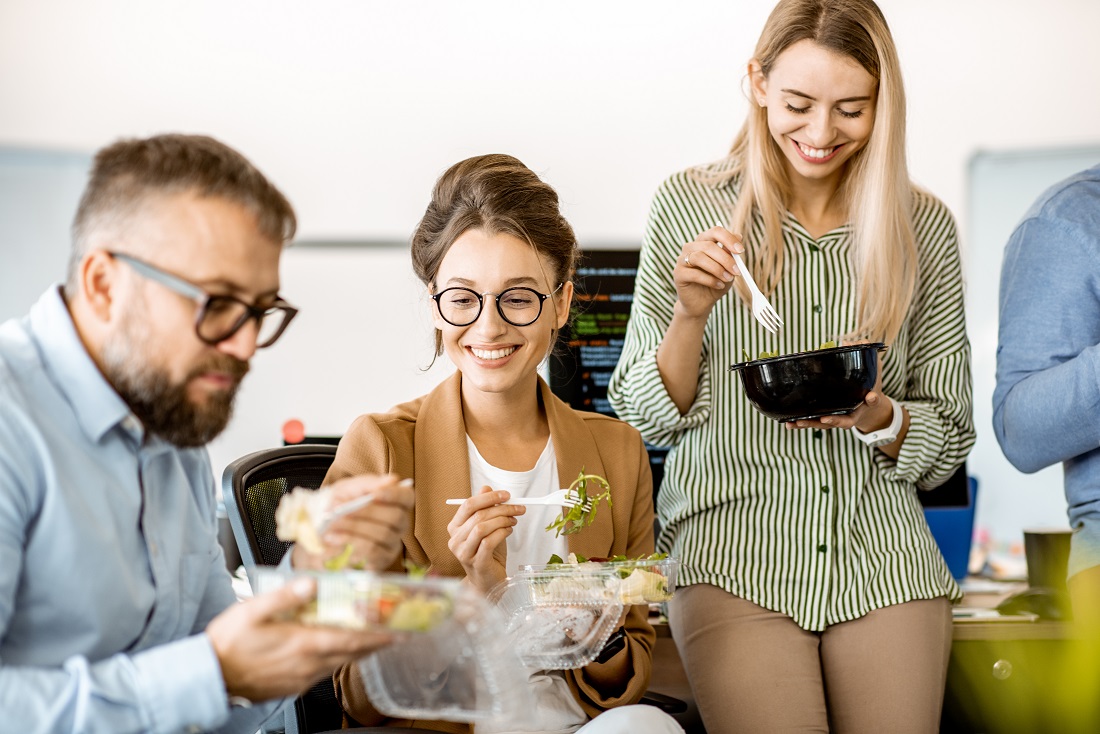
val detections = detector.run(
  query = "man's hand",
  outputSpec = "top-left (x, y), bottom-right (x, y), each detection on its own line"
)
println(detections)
top-left (207, 577), bottom-right (393, 702)
top-left (291, 474), bottom-right (414, 571)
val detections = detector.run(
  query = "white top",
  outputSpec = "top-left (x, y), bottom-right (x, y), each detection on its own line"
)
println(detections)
top-left (467, 436), bottom-right (569, 575)
top-left (466, 437), bottom-right (586, 733)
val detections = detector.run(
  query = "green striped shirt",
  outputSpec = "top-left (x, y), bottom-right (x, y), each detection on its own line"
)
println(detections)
top-left (607, 161), bottom-right (975, 631)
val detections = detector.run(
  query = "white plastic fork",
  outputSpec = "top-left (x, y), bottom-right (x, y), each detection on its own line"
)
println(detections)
top-left (316, 494), bottom-right (375, 535)
top-left (445, 488), bottom-right (591, 511)
top-left (733, 252), bottom-right (783, 334)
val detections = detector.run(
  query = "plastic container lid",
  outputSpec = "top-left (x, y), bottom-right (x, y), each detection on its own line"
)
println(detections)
top-left (251, 567), bottom-right (534, 724)
top-left (487, 568), bottom-right (625, 670)
top-left (519, 557), bottom-right (680, 605)
top-left (359, 586), bottom-right (534, 724)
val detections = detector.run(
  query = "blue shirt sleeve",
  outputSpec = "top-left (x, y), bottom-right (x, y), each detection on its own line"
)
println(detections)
top-left (993, 214), bottom-right (1100, 473)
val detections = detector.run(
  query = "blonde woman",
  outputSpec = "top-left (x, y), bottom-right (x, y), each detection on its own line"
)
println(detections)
top-left (608, 1), bottom-right (974, 731)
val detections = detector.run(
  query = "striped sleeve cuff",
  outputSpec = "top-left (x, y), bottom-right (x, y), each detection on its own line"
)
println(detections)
top-left (878, 401), bottom-right (956, 487)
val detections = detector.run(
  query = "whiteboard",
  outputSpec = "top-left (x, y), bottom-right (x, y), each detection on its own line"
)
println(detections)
top-left (0, 147), bottom-right (90, 321)
top-left (965, 145), bottom-right (1100, 545)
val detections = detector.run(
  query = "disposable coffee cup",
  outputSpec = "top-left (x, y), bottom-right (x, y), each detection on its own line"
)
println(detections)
top-left (1023, 528), bottom-right (1072, 591)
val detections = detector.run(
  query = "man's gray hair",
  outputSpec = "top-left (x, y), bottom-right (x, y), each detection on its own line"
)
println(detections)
top-left (65, 133), bottom-right (296, 295)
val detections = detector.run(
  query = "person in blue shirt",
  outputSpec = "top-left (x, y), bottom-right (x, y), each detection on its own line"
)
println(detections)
top-left (993, 163), bottom-right (1100, 632)
top-left (0, 133), bottom-right (414, 734)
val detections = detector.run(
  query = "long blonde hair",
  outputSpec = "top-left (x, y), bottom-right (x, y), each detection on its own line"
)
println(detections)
top-left (711, 0), bottom-right (916, 344)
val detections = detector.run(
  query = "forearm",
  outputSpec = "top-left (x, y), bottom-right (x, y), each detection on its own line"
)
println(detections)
top-left (889, 382), bottom-right (974, 490)
top-left (0, 634), bottom-right (281, 734)
top-left (994, 348), bottom-right (1100, 472)
top-left (656, 301), bottom-right (710, 415)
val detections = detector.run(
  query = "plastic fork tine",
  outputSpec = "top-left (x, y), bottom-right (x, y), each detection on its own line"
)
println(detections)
top-left (563, 496), bottom-right (594, 513)
top-left (733, 252), bottom-right (783, 334)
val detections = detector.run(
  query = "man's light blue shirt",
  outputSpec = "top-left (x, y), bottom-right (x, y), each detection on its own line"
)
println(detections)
top-left (993, 163), bottom-right (1100, 530)
top-left (0, 287), bottom-right (282, 733)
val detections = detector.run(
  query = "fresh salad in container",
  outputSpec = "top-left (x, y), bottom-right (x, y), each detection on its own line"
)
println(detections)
top-left (521, 552), bottom-right (679, 605)
top-left (250, 568), bottom-right (457, 633)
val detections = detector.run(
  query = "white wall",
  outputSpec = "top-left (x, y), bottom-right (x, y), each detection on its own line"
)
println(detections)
top-left (2, 0), bottom-right (1099, 544)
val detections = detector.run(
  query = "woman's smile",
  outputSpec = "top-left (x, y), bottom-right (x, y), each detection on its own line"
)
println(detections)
top-left (793, 140), bottom-right (843, 162)
top-left (468, 345), bottom-right (518, 363)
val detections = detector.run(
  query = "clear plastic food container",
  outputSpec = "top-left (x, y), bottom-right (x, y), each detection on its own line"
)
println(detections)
top-left (359, 588), bottom-right (534, 724)
top-left (248, 568), bottom-right (458, 633)
top-left (520, 557), bottom-right (680, 605)
top-left (487, 568), bottom-right (625, 670)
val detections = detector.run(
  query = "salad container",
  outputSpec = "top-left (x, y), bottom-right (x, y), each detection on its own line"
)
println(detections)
top-left (520, 556), bottom-right (680, 605)
top-left (249, 568), bottom-right (458, 633)
top-left (359, 584), bottom-right (534, 724)
top-left (252, 567), bottom-right (534, 723)
top-left (488, 567), bottom-right (625, 670)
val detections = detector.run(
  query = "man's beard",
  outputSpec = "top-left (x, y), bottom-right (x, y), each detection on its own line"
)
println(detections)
top-left (101, 318), bottom-right (250, 448)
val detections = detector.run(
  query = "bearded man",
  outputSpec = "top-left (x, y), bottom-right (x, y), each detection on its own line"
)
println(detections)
top-left (0, 134), bottom-right (413, 733)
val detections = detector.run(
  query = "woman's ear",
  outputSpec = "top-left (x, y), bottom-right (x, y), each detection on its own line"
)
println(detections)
top-left (748, 59), bottom-right (768, 107)
top-left (554, 281), bottom-right (574, 329)
top-left (427, 289), bottom-right (447, 331)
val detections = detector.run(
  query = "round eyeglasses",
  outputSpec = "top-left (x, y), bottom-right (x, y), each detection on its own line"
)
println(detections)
top-left (108, 251), bottom-right (299, 348)
top-left (431, 284), bottom-right (562, 327)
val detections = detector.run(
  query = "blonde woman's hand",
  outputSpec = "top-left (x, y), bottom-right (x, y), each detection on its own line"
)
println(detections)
top-left (784, 357), bottom-right (895, 434)
top-left (446, 485), bottom-right (526, 594)
top-left (674, 227), bottom-right (744, 319)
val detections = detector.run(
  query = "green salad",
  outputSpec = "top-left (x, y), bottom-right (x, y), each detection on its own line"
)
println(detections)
top-left (743, 340), bottom-right (837, 361)
top-left (545, 469), bottom-right (613, 537)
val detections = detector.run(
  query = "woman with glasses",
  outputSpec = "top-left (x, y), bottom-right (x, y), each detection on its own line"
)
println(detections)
top-left (326, 154), bottom-right (682, 733)
top-left (607, 1), bottom-right (974, 732)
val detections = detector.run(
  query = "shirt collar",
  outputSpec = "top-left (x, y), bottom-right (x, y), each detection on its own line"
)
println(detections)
top-left (28, 286), bottom-right (140, 444)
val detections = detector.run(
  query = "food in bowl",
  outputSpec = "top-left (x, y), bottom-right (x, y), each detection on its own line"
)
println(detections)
top-left (729, 342), bottom-right (886, 422)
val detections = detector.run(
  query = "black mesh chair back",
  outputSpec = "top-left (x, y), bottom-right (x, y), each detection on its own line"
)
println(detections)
top-left (221, 445), bottom-right (440, 734)
top-left (223, 444), bottom-right (337, 569)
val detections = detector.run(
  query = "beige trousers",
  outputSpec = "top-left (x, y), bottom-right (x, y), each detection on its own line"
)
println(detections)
top-left (667, 584), bottom-right (952, 734)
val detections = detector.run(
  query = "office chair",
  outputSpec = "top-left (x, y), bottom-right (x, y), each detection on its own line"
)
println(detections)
top-left (222, 444), bottom-right (436, 734)
top-left (222, 444), bottom-right (688, 732)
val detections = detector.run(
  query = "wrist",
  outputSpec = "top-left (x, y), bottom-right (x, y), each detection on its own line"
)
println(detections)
top-left (852, 396), bottom-right (903, 448)
top-left (860, 396), bottom-right (895, 433)
top-left (672, 299), bottom-right (711, 324)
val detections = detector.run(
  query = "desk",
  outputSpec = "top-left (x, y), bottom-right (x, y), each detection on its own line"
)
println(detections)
top-left (646, 582), bottom-right (1099, 734)
top-left (942, 580), bottom-right (1098, 733)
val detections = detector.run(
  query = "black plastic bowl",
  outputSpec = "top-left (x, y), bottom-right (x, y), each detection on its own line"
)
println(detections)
top-left (729, 343), bottom-right (887, 422)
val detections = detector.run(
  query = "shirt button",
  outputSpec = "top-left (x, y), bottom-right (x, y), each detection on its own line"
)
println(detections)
top-left (820, 485), bottom-right (830, 493)
top-left (813, 304), bottom-right (823, 314)
top-left (818, 544), bottom-right (828, 553)
top-left (813, 430), bottom-right (823, 440)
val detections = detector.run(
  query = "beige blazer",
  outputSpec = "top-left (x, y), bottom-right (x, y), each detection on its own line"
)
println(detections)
top-left (329, 371), bottom-right (657, 731)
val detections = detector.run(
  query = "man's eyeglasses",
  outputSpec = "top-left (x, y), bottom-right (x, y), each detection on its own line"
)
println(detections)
top-left (108, 251), bottom-right (298, 348)
top-left (431, 284), bottom-right (562, 327)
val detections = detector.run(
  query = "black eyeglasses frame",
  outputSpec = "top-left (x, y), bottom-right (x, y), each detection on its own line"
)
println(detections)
top-left (430, 284), bottom-right (563, 328)
top-left (107, 251), bottom-right (298, 349)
